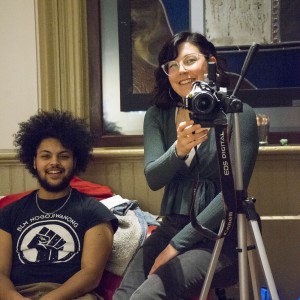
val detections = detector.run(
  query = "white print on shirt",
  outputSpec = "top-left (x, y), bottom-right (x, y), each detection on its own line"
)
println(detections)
top-left (16, 219), bottom-right (80, 264)
top-left (17, 214), bottom-right (79, 232)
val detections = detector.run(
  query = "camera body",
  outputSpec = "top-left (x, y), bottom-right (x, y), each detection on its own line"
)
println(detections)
top-left (182, 62), bottom-right (243, 127)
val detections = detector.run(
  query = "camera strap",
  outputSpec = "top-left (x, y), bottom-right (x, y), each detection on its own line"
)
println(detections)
top-left (190, 125), bottom-right (237, 240)
top-left (214, 125), bottom-right (237, 237)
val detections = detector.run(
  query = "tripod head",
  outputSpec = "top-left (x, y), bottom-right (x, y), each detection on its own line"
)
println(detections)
top-left (230, 42), bottom-right (260, 98)
top-left (183, 43), bottom-right (259, 128)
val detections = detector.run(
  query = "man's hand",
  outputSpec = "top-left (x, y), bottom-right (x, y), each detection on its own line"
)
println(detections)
top-left (148, 244), bottom-right (179, 276)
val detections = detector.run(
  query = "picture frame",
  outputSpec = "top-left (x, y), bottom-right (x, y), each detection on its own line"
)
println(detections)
top-left (117, 0), bottom-right (190, 112)
top-left (218, 42), bottom-right (300, 109)
top-left (87, 0), bottom-right (190, 147)
top-left (87, 0), bottom-right (140, 147)
top-left (87, 0), bottom-right (300, 147)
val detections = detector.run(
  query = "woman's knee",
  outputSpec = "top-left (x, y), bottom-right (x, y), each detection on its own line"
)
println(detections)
top-left (129, 275), bottom-right (166, 300)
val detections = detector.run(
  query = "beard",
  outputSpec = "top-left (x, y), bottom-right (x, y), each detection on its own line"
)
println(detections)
top-left (36, 171), bottom-right (75, 192)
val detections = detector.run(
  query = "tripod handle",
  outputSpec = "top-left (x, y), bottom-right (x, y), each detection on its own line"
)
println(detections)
top-left (231, 42), bottom-right (260, 98)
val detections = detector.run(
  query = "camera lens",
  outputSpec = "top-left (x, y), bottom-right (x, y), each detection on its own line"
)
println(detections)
top-left (192, 92), bottom-right (216, 114)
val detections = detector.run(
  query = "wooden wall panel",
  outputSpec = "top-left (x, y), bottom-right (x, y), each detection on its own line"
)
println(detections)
top-left (119, 162), bottom-right (135, 198)
top-left (258, 218), bottom-right (300, 300)
top-left (287, 159), bottom-right (300, 208)
top-left (0, 167), bottom-right (10, 195)
top-left (1, 147), bottom-right (299, 217)
top-left (248, 156), bottom-right (300, 216)
top-left (82, 159), bottom-right (163, 215)
top-left (0, 164), bottom-right (38, 196)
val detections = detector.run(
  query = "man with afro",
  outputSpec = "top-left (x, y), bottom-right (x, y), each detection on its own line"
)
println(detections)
top-left (0, 110), bottom-right (118, 300)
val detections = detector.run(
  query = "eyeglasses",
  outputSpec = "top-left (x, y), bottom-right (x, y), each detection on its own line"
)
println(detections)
top-left (161, 53), bottom-right (207, 76)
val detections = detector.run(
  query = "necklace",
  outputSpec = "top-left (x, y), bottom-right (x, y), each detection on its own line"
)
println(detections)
top-left (35, 189), bottom-right (72, 214)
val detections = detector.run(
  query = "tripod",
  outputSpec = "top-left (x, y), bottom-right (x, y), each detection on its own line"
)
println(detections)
top-left (199, 44), bottom-right (279, 300)
top-left (199, 112), bottom-right (279, 300)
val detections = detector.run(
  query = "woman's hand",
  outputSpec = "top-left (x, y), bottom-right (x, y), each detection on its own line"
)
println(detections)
top-left (148, 244), bottom-right (179, 276)
top-left (176, 120), bottom-right (209, 158)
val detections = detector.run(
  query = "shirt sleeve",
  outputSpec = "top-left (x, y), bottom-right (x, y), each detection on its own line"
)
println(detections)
top-left (143, 106), bottom-right (188, 191)
top-left (85, 197), bottom-right (119, 233)
top-left (0, 202), bottom-right (17, 233)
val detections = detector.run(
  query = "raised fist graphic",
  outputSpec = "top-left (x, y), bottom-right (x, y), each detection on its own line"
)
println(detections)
top-left (27, 226), bottom-right (66, 262)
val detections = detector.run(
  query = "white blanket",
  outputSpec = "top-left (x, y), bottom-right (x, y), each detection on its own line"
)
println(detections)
top-left (105, 209), bottom-right (144, 276)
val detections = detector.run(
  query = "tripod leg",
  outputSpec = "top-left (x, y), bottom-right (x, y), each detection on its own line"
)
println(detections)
top-left (249, 219), bottom-right (279, 300)
top-left (246, 223), bottom-right (261, 300)
top-left (237, 214), bottom-right (250, 300)
top-left (243, 199), bottom-right (279, 300)
top-left (199, 221), bottom-right (225, 300)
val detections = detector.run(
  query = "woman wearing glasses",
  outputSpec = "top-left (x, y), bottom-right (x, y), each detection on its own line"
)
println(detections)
top-left (113, 32), bottom-right (259, 300)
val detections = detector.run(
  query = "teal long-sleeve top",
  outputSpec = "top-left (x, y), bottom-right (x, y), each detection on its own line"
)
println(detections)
top-left (143, 103), bottom-right (259, 252)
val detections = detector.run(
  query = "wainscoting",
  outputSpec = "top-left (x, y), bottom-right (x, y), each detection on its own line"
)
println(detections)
top-left (0, 148), bottom-right (165, 215)
top-left (0, 146), bottom-right (299, 299)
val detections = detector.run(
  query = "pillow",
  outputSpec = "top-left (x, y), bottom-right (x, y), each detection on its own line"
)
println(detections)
top-left (0, 176), bottom-right (113, 209)
top-left (0, 190), bottom-right (31, 208)
top-left (70, 176), bottom-right (113, 200)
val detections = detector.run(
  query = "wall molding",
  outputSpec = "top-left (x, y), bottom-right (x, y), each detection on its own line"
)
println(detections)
top-left (2, 146), bottom-right (299, 164)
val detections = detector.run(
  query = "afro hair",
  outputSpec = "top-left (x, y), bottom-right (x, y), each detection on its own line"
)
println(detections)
top-left (13, 109), bottom-right (94, 177)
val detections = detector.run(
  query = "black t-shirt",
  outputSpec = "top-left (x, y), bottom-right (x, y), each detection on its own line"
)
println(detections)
top-left (0, 188), bottom-right (118, 286)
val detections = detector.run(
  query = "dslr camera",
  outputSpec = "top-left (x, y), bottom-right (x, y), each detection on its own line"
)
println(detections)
top-left (182, 62), bottom-right (243, 127)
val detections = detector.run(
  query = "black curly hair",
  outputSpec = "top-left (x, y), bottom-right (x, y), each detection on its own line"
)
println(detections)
top-left (13, 109), bottom-right (94, 177)
top-left (152, 31), bottom-right (230, 109)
